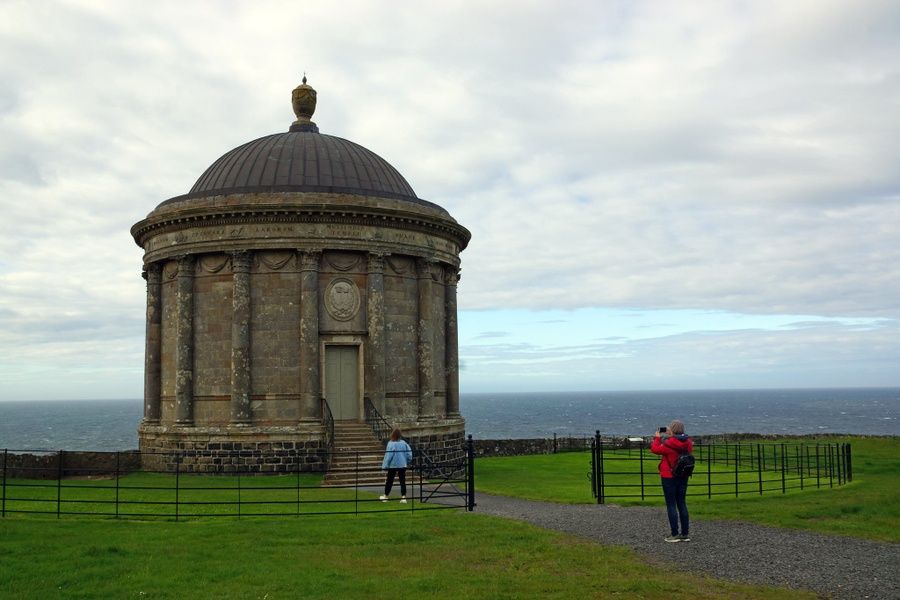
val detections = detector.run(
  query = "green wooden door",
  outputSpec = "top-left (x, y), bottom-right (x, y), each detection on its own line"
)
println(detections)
top-left (324, 345), bottom-right (359, 420)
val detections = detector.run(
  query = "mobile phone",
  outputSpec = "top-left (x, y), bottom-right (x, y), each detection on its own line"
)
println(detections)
top-left (659, 427), bottom-right (667, 433)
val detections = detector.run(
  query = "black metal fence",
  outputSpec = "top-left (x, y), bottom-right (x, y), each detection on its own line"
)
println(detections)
top-left (589, 432), bottom-right (852, 503)
top-left (0, 441), bottom-right (475, 520)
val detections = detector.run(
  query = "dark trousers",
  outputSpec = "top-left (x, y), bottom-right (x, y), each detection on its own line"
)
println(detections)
top-left (385, 468), bottom-right (407, 496)
top-left (661, 476), bottom-right (689, 536)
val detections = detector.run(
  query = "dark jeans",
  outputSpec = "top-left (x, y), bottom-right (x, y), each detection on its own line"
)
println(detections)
top-left (385, 468), bottom-right (407, 496)
top-left (661, 476), bottom-right (689, 536)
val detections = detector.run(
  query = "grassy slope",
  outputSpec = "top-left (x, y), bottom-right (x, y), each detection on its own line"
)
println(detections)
top-left (476, 436), bottom-right (900, 542)
top-left (0, 512), bottom-right (813, 599)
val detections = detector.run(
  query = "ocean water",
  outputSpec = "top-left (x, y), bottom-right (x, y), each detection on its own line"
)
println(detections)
top-left (0, 388), bottom-right (897, 451)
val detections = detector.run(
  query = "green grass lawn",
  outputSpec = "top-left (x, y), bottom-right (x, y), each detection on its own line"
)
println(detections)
top-left (0, 438), bottom-right (890, 597)
top-left (476, 436), bottom-right (900, 542)
top-left (0, 511), bottom-right (815, 599)
top-left (0, 472), bottom-right (463, 518)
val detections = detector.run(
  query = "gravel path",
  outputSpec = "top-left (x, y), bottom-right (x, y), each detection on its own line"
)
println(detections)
top-left (474, 492), bottom-right (899, 599)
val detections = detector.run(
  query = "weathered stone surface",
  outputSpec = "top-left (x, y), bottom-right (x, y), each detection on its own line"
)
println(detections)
top-left (175, 255), bottom-right (195, 424)
top-left (230, 250), bottom-right (252, 423)
top-left (132, 82), bottom-right (470, 472)
top-left (298, 250), bottom-right (321, 422)
top-left (143, 263), bottom-right (162, 423)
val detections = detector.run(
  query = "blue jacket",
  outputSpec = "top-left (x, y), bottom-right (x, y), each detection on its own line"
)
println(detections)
top-left (382, 440), bottom-right (413, 469)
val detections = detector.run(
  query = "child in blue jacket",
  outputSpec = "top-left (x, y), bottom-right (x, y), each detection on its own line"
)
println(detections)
top-left (380, 428), bottom-right (413, 503)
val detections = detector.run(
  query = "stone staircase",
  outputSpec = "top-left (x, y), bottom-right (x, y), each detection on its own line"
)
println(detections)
top-left (321, 421), bottom-right (387, 487)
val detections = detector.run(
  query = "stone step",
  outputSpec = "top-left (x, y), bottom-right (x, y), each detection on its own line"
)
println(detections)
top-left (321, 479), bottom-right (386, 488)
top-left (328, 462), bottom-right (383, 471)
top-left (325, 422), bottom-right (391, 484)
top-left (329, 463), bottom-right (384, 472)
top-left (332, 439), bottom-right (383, 447)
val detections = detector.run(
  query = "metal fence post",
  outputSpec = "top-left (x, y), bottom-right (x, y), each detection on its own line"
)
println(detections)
top-left (756, 443), bottom-right (763, 495)
top-left (733, 445), bottom-right (739, 498)
top-left (779, 443), bottom-right (786, 493)
top-left (799, 445), bottom-right (804, 490)
top-left (2, 449), bottom-right (7, 518)
top-left (115, 451), bottom-right (120, 519)
top-left (296, 464), bottom-right (301, 516)
top-left (57, 450), bottom-right (63, 519)
top-left (829, 444), bottom-right (835, 488)
top-left (175, 453), bottom-right (180, 522)
top-left (355, 450), bottom-right (359, 515)
top-left (707, 444), bottom-right (712, 499)
top-left (834, 444), bottom-right (844, 485)
top-left (639, 443), bottom-right (645, 501)
top-left (815, 444), bottom-right (821, 488)
top-left (596, 431), bottom-right (605, 504)
top-left (846, 444), bottom-right (853, 482)
top-left (237, 468), bottom-right (242, 519)
top-left (553, 433), bottom-right (557, 454)
top-left (466, 435), bottom-right (475, 511)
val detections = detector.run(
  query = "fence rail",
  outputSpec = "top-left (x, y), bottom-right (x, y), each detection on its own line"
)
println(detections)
top-left (589, 433), bottom-right (851, 503)
top-left (0, 444), bottom-right (475, 520)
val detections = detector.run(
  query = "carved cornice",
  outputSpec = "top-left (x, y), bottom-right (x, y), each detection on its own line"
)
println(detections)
top-left (131, 206), bottom-right (471, 252)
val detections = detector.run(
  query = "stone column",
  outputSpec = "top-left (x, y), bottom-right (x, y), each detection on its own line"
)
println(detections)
top-left (444, 266), bottom-right (461, 418)
top-left (416, 258), bottom-right (435, 420)
top-left (299, 250), bottom-right (321, 422)
top-left (366, 252), bottom-right (387, 414)
top-left (175, 255), bottom-right (195, 425)
top-left (230, 250), bottom-right (252, 424)
top-left (142, 262), bottom-right (162, 424)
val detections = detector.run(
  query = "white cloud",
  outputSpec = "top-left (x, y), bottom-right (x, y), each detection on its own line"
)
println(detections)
top-left (0, 0), bottom-right (898, 398)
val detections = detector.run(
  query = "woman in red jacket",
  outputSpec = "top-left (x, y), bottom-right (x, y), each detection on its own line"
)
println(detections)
top-left (650, 420), bottom-right (693, 542)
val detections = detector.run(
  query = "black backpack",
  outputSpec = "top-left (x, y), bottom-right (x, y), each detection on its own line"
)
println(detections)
top-left (669, 442), bottom-right (695, 478)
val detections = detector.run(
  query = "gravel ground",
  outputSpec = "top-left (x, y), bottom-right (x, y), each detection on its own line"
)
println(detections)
top-left (474, 492), bottom-right (899, 599)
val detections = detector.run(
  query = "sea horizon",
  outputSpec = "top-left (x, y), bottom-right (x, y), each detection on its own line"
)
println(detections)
top-left (3, 384), bottom-right (900, 404)
top-left (0, 387), bottom-right (897, 451)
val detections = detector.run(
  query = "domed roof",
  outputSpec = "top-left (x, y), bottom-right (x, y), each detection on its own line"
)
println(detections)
top-left (157, 77), bottom-right (443, 212)
top-left (181, 131), bottom-right (418, 203)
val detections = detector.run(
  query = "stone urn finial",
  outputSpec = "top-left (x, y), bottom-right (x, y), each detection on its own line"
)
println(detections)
top-left (290, 74), bottom-right (319, 133)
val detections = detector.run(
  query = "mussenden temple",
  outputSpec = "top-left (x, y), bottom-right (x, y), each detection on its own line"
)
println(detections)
top-left (130, 78), bottom-right (470, 480)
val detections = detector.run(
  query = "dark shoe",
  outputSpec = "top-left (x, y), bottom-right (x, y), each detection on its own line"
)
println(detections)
top-left (679, 535), bottom-right (691, 542)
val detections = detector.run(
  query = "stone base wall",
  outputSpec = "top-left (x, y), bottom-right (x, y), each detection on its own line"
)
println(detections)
top-left (2, 451), bottom-right (142, 480)
top-left (474, 436), bottom-right (594, 457)
top-left (139, 424), bottom-right (327, 473)
top-left (398, 419), bottom-right (466, 469)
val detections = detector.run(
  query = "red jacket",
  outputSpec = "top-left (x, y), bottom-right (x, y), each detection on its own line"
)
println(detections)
top-left (650, 434), bottom-right (693, 478)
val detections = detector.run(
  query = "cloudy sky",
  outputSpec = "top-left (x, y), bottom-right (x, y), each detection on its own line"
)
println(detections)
top-left (0, 0), bottom-right (898, 401)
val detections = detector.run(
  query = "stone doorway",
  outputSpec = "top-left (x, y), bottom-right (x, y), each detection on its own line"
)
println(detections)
top-left (324, 345), bottom-right (360, 420)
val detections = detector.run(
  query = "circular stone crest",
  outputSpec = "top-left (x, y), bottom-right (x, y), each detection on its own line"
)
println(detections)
top-left (325, 278), bottom-right (360, 321)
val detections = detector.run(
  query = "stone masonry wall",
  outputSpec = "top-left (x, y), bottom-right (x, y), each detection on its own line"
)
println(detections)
top-left (140, 440), bottom-right (327, 474)
top-left (405, 429), bottom-right (466, 470)
top-left (473, 437), bottom-right (594, 457)
top-left (2, 451), bottom-right (142, 480)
